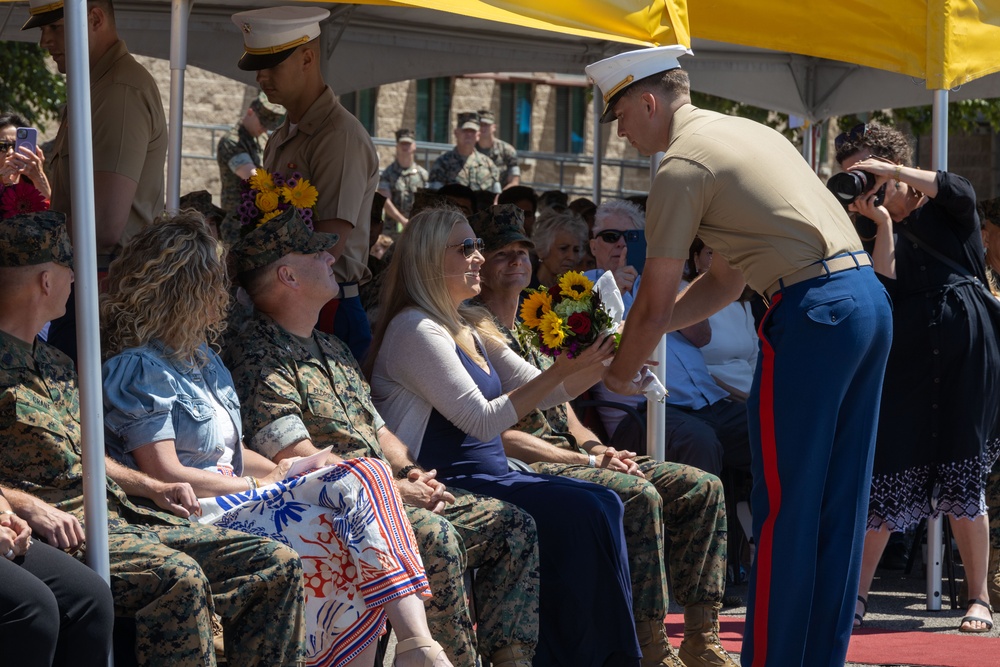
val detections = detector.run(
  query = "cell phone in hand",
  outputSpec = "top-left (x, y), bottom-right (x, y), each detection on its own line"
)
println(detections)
top-left (15, 127), bottom-right (38, 155)
top-left (623, 229), bottom-right (647, 274)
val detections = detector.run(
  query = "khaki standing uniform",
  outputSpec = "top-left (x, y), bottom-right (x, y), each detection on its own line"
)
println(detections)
top-left (48, 40), bottom-right (166, 261)
top-left (0, 332), bottom-right (306, 667)
top-left (263, 87), bottom-right (376, 287)
top-left (225, 312), bottom-right (541, 667)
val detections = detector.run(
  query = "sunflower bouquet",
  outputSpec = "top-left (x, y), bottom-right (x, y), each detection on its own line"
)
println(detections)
top-left (518, 271), bottom-right (616, 359)
top-left (237, 169), bottom-right (319, 236)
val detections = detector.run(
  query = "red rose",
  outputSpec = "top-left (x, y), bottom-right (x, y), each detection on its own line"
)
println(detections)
top-left (568, 312), bottom-right (592, 335)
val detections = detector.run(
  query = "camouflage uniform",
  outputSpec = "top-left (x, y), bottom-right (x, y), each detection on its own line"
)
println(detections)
top-left (216, 123), bottom-right (264, 246)
top-left (428, 149), bottom-right (502, 193)
top-left (476, 137), bottom-right (519, 188)
top-left (225, 311), bottom-right (540, 667)
top-left (0, 333), bottom-right (306, 667)
top-left (492, 310), bottom-right (729, 612)
top-left (379, 160), bottom-right (428, 218)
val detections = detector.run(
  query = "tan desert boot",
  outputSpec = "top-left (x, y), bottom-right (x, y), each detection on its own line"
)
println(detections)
top-left (678, 603), bottom-right (738, 667)
top-left (635, 619), bottom-right (685, 667)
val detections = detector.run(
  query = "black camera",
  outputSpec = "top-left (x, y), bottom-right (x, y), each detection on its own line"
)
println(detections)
top-left (826, 170), bottom-right (884, 208)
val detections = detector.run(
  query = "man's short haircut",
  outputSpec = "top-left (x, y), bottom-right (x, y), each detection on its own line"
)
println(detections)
top-left (238, 260), bottom-right (278, 299)
top-left (627, 68), bottom-right (691, 103)
top-left (594, 199), bottom-right (645, 232)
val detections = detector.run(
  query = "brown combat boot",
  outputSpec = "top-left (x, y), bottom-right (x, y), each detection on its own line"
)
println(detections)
top-left (490, 643), bottom-right (533, 667)
top-left (678, 603), bottom-right (738, 667)
top-left (635, 619), bottom-right (685, 667)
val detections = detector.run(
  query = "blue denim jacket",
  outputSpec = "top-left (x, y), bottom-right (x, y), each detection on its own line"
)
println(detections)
top-left (103, 341), bottom-right (245, 474)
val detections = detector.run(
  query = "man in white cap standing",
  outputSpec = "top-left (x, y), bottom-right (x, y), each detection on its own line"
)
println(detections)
top-left (24, 0), bottom-right (167, 363)
top-left (232, 5), bottom-right (377, 362)
top-left (589, 46), bottom-right (894, 667)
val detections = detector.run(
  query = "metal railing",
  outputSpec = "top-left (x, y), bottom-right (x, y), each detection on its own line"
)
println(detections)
top-left (182, 122), bottom-right (652, 199)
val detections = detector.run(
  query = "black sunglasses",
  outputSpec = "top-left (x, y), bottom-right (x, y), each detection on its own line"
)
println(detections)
top-left (0, 140), bottom-right (13, 153)
top-left (446, 237), bottom-right (485, 258)
top-left (835, 123), bottom-right (868, 151)
top-left (594, 230), bottom-right (627, 243)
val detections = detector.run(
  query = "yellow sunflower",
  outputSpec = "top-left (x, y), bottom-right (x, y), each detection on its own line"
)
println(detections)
top-left (283, 179), bottom-right (319, 209)
top-left (520, 291), bottom-right (552, 328)
top-left (558, 271), bottom-right (594, 301)
top-left (259, 209), bottom-right (283, 224)
top-left (539, 311), bottom-right (566, 349)
top-left (249, 170), bottom-right (277, 193)
top-left (256, 189), bottom-right (280, 213)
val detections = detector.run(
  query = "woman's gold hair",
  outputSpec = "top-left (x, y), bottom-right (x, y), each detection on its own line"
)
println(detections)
top-left (101, 210), bottom-right (229, 366)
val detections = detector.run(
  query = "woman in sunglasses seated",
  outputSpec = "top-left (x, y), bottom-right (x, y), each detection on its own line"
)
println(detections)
top-left (101, 211), bottom-right (452, 667)
top-left (836, 122), bottom-right (1000, 633)
top-left (367, 207), bottom-right (642, 667)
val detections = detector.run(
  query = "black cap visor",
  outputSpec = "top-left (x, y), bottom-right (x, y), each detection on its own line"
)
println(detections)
top-left (238, 46), bottom-right (297, 72)
top-left (22, 6), bottom-right (63, 30)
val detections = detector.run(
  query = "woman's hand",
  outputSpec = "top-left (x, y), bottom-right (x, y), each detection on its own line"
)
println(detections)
top-left (259, 457), bottom-right (296, 485)
top-left (7, 146), bottom-right (51, 199)
top-left (0, 511), bottom-right (32, 558)
top-left (552, 333), bottom-right (616, 373)
top-left (849, 188), bottom-right (893, 231)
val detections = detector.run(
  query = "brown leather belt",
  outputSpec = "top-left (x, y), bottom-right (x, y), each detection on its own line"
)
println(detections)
top-left (765, 253), bottom-right (872, 299)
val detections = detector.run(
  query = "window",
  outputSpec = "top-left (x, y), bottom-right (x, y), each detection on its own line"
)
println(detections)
top-left (499, 82), bottom-right (532, 151)
top-left (416, 77), bottom-right (453, 144)
top-left (555, 87), bottom-right (587, 154)
top-left (340, 87), bottom-right (378, 134)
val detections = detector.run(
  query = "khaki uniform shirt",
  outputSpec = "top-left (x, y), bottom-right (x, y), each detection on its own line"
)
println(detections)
top-left (49, 40), bottom-right (167, 260)
top-left (428, 149), bottom-right (501, 193)
top-left (0, 330), bottom-right (183, 530)
top-left (645, 104), bottom-right (860, 294)
top-left (476, 138), bottom-right (520, 187)
top-left (264, 87), bottom-right (378, 285)
top-left (226, 312), bottom-right (386, 462)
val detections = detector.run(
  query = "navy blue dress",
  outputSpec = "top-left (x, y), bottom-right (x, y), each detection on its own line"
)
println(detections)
top-left (420, 346), bottom-right (640, 667)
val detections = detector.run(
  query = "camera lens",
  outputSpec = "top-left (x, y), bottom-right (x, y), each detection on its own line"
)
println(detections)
top-left (16, 128), bottom-right (26, 139)
top-left (826, 171), bottom-right (877, 208)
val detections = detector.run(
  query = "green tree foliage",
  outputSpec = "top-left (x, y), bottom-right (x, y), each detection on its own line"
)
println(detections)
top-left (0, 41), bottom-right (65, 130)
top-left (837, 99), bottom-right (1000, 136)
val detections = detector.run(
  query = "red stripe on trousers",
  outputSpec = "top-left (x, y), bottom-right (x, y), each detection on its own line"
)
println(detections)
top-left (752, 293), bottom-right (782, 667)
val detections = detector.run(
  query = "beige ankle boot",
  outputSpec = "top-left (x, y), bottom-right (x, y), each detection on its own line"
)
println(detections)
top-left (677, 603), bottom-right (738, 667)
top-left (490, 643), bottom-right (533, 667)
top-left (634, 619), bottom-right (685, 667)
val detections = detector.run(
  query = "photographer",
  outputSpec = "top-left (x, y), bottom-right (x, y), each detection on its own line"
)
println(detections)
top-left (835, 122), bottom-right (1000, 632)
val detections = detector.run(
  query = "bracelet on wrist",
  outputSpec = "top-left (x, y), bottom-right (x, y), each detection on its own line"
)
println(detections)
top-left (244, 475), bottom-right (259, 491)
top-left (588, 454), bottom-right (597, 468)
top-left (894, 164), bottom-right (903, 182)
top-left (395, 464), bottom-right (422, 480)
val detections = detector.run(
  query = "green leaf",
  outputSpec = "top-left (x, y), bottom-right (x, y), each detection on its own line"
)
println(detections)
top-left (0, 41), bottom-right (66, 132)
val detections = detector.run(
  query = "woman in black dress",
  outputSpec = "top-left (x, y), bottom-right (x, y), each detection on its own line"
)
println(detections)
top-left (836, 122), bottom-right (1000, 632)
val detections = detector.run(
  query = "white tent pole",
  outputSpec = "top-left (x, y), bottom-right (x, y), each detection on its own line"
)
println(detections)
top-left (166, 0), bottom-right (191, 211)
top-left (925, 88), bottom-right (948, 611)
top-left (65, 0), bottom-right (110, 584)
top-left (647, 152), bottom-right (667, 461)
top-left (592, 84), bottom-right (602, 203)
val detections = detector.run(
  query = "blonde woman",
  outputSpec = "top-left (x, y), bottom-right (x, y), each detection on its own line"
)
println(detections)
top-left (367, 207), bottom-right (642, 667)
top-left (100, 211), bottom-right (450, 667)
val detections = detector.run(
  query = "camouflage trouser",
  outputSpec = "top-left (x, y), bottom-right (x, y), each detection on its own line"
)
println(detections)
top-left (104, 521), bottom-right (306, 667)
top-left (406, 489), bottom-right (539, 667)
top-left (533, 456), bottom-right (728, 615)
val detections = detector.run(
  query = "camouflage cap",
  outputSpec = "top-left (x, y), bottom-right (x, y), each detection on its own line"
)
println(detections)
top-left (179, 190), bottom-right (227, 222)
top-left (457, 112), bottom-right (481, 131)
top-left (979, 197), bottom-right (1000, 227)
top-left (468, 204), bottom-right (533, 254)
top-left (250, 91), bottom-right (286, 131)
top-left (477, 109), bottom-right (496, 125)
top-left (230, 206), bottom-right (339, 275)
top-left (395, 128), bottom-right (416, 144)
top-left (0, 211), bottom-right (73, 268)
